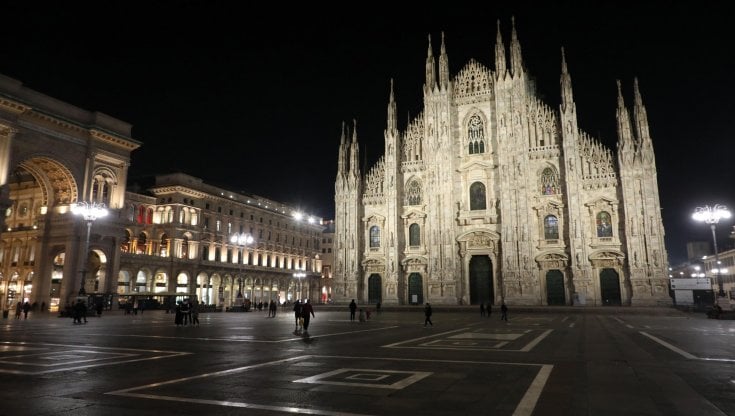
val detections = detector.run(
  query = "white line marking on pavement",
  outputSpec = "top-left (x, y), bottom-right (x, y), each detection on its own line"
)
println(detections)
top-left (569, 323), bottom-right (575, 328)
top-left (109, 354), bottom-right (553, 415)
top-left (520, 330), bottom-right (552, 352)
top-left (513, 364), bottom-right (553, 416)
top-left (639, 331), bottom-right (697, 359)
top-left (381, 328), bottom-right (469, 348)
top-left (91, 326), bottom-right (399, 343)
top-left (561, 316), bottom-right (569, 322)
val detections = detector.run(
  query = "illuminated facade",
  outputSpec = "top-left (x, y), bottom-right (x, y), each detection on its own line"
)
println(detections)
top-left (0, 74), bottom-right (324, 313)
top-left (334, 21), bottom-right (670, 306)
top-left (118, 173), bottom-right (325, 308)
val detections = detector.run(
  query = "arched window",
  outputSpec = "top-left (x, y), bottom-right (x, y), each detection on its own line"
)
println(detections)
top-left (405, 180), bottom-right (422, 206)
top-left (369, 226), bottom-right (381, 248)
top-left (596, 211), bottom-right (613, 237)
top-left (467, 115), bottom-right (486, 154)
top-left (544, 215), bottom-right (559, 240)
top-left (91, 173), bottom-right (113, 205)
top-left (469, 182), bottom-right (487, 210)
top-left (127, 204), bottom-right (135, 222)
top-left (137, 206), bottom-right (146, 224)
top-left (409, 223), bottom-right (420, 246)
top-left (181, 236), bottom-right (189, 259)
top-left (541, 167), bottom-right (560, 195)
top-left (160, 233), bottom-right (169, 257)
top-left (121, 230), bottom-right (131, 253)
top-left (137, 232), bottom-right (147, 255)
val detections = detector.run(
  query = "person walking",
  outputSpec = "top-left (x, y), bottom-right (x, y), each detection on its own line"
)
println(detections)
top-left (293, 300), bottom-right (303, 331)
top-left (301, 299), bottom-right (315, 332)
top-left (487, 303), bottom-right (492, 317)
top-left (349, 299), bottom-right (357, 321)
top-left (191, 302), bottom-right (200, 326)
top-left (480, 302), bottom-right (486, 317)
top-left (500, 302), bottom-right (508, 322)
top-left (269, 300), bottom-right (277, 317)
top-left (424, 302), bottom-right (433, 327)
top-left (14, 302), bottom-right (22, 319)
top-left (22, 301), bottom-right (31, 319)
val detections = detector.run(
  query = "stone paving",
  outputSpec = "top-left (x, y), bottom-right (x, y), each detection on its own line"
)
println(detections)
top-left (0, 306), bottom-right (733, 415)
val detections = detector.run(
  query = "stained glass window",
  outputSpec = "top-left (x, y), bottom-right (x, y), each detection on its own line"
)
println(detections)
top-left (544, 215), bottom-right (559, 240)
top-left (596, 211), bottom-right (613, 237)
top-left (369, 226), bottom-right (381, 248)
top-left (470, 182), bottom-right (487, 210)
top-left (468, 115), bottom-right (485, 154)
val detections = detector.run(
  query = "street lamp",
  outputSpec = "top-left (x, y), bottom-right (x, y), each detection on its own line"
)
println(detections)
top-left (692, 204), bottom-right (731, 297)
top-left (293, 272), bottom-right (306, 302)
top-left (230, 232), bottom-right (253, 300)
top-left (71, 201), bottom-right (108, 296)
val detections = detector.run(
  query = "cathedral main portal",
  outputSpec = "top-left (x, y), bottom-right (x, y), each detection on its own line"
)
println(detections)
top-left (469, 255), bottom-right (493, 305)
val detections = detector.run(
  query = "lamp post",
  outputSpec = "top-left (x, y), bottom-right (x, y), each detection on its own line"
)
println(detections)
top-left (71, 201), bottom-right (108, 296)
top-left (293, 272), bottom-right (306, 302)
top-left (692, 204), bottom-right (731, 298)
top-left (230, 232), bottom-right (253, 302)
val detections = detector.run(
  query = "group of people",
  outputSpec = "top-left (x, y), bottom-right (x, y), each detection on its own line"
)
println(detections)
top-left (481, 302), bottom-right (509, 321)
top-left (349, 299), bottom-right (375, 322)
top-left (14, 301), bottom-right (32, 319)
top-left (292, 299), bottom-right (315, 333)
top-left (174, 299), bottom-right (200, 326)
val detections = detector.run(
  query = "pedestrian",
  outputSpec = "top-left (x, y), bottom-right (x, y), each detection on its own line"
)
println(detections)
top-left (180, 300), bottom-right (190, 325)
top-left (191, 302), bottom-right (200, 326)
top-left (174, 302), bottom-right (183, 326)
top-left (376, 301), bottom-right (381, 314)
top-left (501, 302), bottom-right (508, 322)
top-left (480, 302), bottom-right (486, 317)
top-left (301, 299), bottom-right (315, 332)
top-left (80, 300), bottom-right (88, 323)
top-left (14, 302), bottom-right (22, 319)
top-left (22, 301), bottom-right (31, 319)
top-left (487, 303), bottom-right (492, 317)
top-left (349, 299), bottom-right (357, 321)
top-left (424, 302), bottom-right (433, 327)
top-left (73, 299), bottom-right (87, 324)
top-left (358, 308), bottom-right (366, 322)
top-left (269, 300), bottom-right (277, 317)
top-left (293, 300), bottom-right (303, 330)
top-left (41, 301), bottom-right (46, 313)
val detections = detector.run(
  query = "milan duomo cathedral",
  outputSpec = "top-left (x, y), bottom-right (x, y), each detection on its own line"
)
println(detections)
top-left (333, 19), bottom-right (670, 307)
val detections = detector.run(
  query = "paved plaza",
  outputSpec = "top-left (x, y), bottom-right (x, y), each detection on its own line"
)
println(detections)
top-left (0, 305), bottom-right (733, 415)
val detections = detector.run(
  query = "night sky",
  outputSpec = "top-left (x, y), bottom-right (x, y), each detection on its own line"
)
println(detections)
top-left (2, 2), bottom-right (733, 264)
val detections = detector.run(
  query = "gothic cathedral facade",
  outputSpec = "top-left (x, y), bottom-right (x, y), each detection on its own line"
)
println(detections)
top-left (333, 20), bottom-right (670, 307)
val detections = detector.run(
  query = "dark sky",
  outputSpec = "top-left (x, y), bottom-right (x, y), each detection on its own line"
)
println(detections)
top-left (2, 2), bottom-right (733, 264)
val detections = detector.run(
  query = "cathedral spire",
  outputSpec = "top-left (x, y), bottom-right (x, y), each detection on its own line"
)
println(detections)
top-left (438, 31), bottom-right (450, 89)
top-left (338, 121), bottom-right (347, 175)
top-left (632, 77), bottom-right (653, 160)
top-left (615, 80), bottom-right (635, 163)
top-left (424, 34), bottom-right (436, 92)
top-left (560, 47), bottom-right (575, 113)
top-left (349, 118), bottom-right (360, 178)
top-left (509, 16), bottom-right (524, 77)
top-left (494, 19), bottom-right (507, 78)
top-left (386, 78), bottom-right (397, 134)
